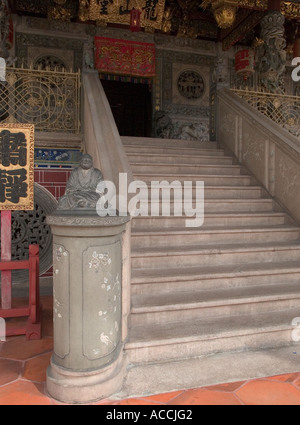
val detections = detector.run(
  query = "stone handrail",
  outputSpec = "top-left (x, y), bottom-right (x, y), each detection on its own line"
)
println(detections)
top-left (82, 70), bottom-right (134, 195)
top-left (231, 89), bottom-right (300, 139)
top-left (217, 88), bottom-right (300, 224)
top-left (81, 70), bottom-right (132, 363)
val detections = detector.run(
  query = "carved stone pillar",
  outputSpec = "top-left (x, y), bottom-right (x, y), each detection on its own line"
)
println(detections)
top-left (46, 213), bottom-right (130, 404)
top-left (255, 11), bottom-right (286, 93)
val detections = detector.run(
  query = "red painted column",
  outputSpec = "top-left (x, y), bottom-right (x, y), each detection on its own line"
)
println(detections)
top-left (1, 210), bottom-right (12, 309)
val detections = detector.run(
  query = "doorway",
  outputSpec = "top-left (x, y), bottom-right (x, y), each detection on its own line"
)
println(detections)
top-left (101, 79), bottom-right (152, 137)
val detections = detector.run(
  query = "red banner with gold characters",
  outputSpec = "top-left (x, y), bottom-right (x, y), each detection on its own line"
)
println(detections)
top-left (94, 37), bottom-right (156, 78)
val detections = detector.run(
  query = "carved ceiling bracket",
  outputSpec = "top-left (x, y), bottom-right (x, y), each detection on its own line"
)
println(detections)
top-left (222, 10), bottom-right (264, 50)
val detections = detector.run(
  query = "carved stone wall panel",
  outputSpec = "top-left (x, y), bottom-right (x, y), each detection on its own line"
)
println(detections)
top-left (82, 242), bottom-right (122, 361)
top-left (27, 46), bottom-right (74, 71)
top-left (15, 32), bottom-right (84, 71)
top-left (274, 148), bottom-right (300, 223)
top-left (172, 64), bottom-right (210, 108)
top-left (218, 102), bottom-right (237, 154)
top-left (156, 48), bottom-right (214, 141)
top-left (241, 119), bottom-right (267, 184)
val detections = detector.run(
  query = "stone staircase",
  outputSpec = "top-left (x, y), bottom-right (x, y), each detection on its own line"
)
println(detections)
top-left (119, 136), bottom-right (300, 397)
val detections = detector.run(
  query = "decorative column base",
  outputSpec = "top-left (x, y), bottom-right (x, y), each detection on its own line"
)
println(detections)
top-left (47, 351), bottom-right (128, 404)
top-left (46, 213), bottom-right (130, 404)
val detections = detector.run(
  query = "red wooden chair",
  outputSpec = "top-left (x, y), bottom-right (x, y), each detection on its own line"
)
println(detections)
top-left (0, 244), bottom-right (42, 340)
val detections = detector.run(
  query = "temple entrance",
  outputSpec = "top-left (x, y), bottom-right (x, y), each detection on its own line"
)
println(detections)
top-left (101, 79), bottom-right (152, 137)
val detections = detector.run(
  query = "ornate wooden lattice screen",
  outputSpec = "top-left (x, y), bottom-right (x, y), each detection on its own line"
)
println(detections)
top-left (94, 37), bottom-right (156, 78)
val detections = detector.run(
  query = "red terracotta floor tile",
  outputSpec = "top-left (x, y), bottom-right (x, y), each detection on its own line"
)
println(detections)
top-left (168, 388), bottom-right (242, 405)
top-left (202, 381), bottom-right (245, 392)
top-left (114, 398), bottom-right (162, 405)
top-left (235, 379), bottom-right (300, 405)
top-left (139, 390), bottom-right (184, 404)
top-left (264, 373), bottom-right (300, 383)
top-left (0, 358), bottom-right (22, 386)
top-left (0, 336), bottom-right (53, 361)
top-left (2, 296), bottom-right (300, 405)
top-left (23, 352), bottom-right (52, 382)
top-left (40, 296), bottom-right (54, 338)
top-left (0, 380), bottom-right (51, 405)
top-left (294, 377), bottom-right (300, 389)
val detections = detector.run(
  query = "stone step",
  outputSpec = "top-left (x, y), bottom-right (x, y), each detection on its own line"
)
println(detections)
top-left (132, 185), bottom-right (265, 200)
top-left (131, 162), bottom-right (243, 175)
top-left (133, 173), bottom-right (254, 186)
top-left (131, 241), bottom-right (300, 269)
top-left (123, 144), bottom-right (225, 156)
top-left (130, 282), bottom-right (300, 326)
top-left (119, 345), bottom-right (300, 398)
top-left (126, 152), bottom-right (234, 165)
top-left (131, 212), bottom-right (289, 229)
top-left (131, 224), bottom-right (300, 249)
top-left (132, 198), bottom-right (276, 214)
top-left (121, 136), bottom-right (217, 149)
top-left (121, 136), bottom-right (300, 387)
top-left (200, 186), bottom-right (265, 199)
top-left (125, 307), bottom-right (300, 364)
top-left (131, 260), bottom-right (300, 295)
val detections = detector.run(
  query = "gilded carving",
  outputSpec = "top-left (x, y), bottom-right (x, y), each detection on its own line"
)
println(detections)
top-left (280, 2), bottom-right (300, 18)
top-left (237, 0), bottom-right (267, 10)
top-left (85, 0), bottom-right (166, 30)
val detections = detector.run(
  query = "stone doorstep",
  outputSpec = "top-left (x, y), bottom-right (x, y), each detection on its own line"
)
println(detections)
top-left (117, 345), bottom-right (300, 399)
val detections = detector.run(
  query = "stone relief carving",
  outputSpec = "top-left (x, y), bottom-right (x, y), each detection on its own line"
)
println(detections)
top-left (154, 33), bottom-right (216, 52)
top-left (220, 112), bottom-right (236, 138)
top-left (15, 32), bottom-right (84, 70)
top-left (214, 56), bottom-right (230, 85)
top-left (27, 46), bottom-right (73, 70)
top-left (242, 132), bottom-right (265, 164)
top-left (278, 155), bottom-right (300, 204)
top-left (25, 16), bottom-right (86, 35)
top-left (174, 122), bottom-right (209, 141)
top-left (47, 215), bottom-right (129, 226)
top-left (154, 110), bottom-right (174, 138)
top-left (83, 243), bottom-right (122, 360)
top-left (154, 110), bottom-right (209, 141)
top-left (176, 70), bottom-right (205, 100)
top-left (255, 11), bottom-right (286, 93)
top-left (52, 243), bottom-right (70, 359)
